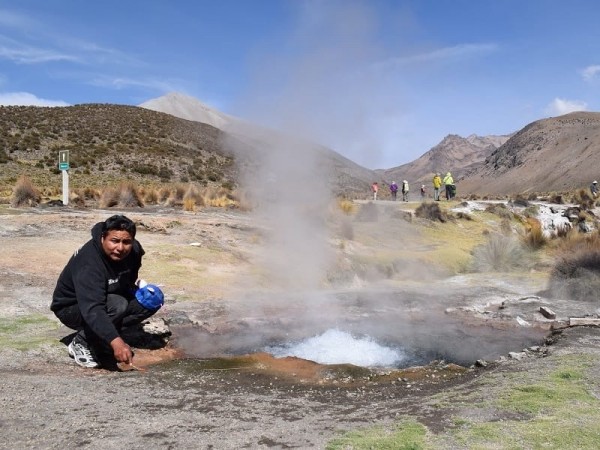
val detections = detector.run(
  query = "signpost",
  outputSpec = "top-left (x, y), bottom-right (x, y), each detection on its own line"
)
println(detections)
top-left (58, 150), bottom-right (69, 205)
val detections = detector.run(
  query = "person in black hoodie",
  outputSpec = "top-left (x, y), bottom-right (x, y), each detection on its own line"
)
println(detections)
top-left (51, 215), bottom-right (159, 369)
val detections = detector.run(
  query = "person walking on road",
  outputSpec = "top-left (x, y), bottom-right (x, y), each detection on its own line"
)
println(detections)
top-left (443, 172), bottom-right (454, 200)
top-left (402, 180), bottom-right (410, 202)
top-left (432, 173), bottom-right (442, 201)
top-left (390, 181), bottom-right (398, 201)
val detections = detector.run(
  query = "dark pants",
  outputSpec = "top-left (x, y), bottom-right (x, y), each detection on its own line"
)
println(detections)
top-left (54, 294), bottom-right (156, 354)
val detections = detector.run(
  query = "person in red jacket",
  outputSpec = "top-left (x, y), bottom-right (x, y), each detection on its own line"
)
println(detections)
top-left (51, 215), bottom-right (162, 369)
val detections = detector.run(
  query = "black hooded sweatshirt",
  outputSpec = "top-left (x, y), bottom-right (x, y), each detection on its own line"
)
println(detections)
top-left (51, 222), bottom-right (145, 344)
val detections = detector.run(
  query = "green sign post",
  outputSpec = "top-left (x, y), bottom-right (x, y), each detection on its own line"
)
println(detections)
top-left (58, 150), bottom-right (70, 171)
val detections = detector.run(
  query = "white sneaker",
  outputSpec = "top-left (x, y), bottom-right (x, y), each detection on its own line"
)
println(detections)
top-left (68, 339), bottom-right (99, 368)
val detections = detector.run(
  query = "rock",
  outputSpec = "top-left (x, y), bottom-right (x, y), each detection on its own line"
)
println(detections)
top-left (143, 317), bottom-right (171, 336)
top-left (508, 352), bottom-right (527, 360)
top-left (539, 306), bottom-right (556, 319)
top-left (475, 359), bottom-right (488, 367)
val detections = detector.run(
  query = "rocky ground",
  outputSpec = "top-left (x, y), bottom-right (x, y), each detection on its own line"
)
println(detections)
top-left (1, 203), bottom-right (600, 449)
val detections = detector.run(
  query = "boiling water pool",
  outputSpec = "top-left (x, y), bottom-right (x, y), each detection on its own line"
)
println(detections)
top-left (266, 328), bottom-right (405, 367)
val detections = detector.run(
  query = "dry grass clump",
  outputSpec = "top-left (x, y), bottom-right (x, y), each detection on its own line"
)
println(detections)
top-left (548, 232), bottom-right (600, 301)
top-left (158, 187), bottom-right (171, 204)
top-left (470, 233), bottom-right (531, 272)
top-left (521, 217), bottom-right (547, 250)
top-left (573, 188), bottom-right (595, 210)
top-left (182, 183), bottom-right (201, 211)
top-left (99, 182), bottom-right (143, 208)
top-left (11, 176), bottom-right (40, 207)
top-left (550, 223), bottom-right (572, 239)
top-left (201, 186), bottom-right (237, 208)
top-left (510, 195), bottom-right (529, 207)
top-left (485, 203), bottom-right (513, 220)
top-left (143, 188), bottom-right (158, 205)
top-left (414, 202), bottom-right (447, 222)
top-left (338, 199), bottom-right (356, 215)
top-left (455, 212), bottom-right (473, 221)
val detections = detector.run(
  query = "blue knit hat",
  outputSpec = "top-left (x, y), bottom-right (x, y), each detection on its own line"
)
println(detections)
top-left (135, 284), bottom-right (164, 310)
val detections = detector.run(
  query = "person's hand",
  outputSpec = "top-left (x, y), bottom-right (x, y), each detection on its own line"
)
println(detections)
top-left (110, 336), bottom-right (133, 365)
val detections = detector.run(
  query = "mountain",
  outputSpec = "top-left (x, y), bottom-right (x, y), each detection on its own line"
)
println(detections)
top-left (0, 104), bottom-right (237, 190)
top-left (139, 92), bottom-right (237, 130)
top-left (139, 92), bottom-right (380, 197)
top-left (458, 111), bottom-right (600, 195)
top-left (378, 133), bottom-right (511, 187)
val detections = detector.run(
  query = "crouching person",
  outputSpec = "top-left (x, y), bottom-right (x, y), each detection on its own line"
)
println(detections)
top-left (51, 215), bottom-right (163, 369)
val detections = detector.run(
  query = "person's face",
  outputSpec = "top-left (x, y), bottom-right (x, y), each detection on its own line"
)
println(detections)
top-left (101, 229), bottom-right (133, 262)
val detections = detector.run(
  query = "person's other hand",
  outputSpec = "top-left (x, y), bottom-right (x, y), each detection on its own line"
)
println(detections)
top-left (110, 336), bottom-right (133, 365)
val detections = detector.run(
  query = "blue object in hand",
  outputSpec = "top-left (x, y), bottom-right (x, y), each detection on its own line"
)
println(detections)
top-left (135, 283), bottom-right (164, 310)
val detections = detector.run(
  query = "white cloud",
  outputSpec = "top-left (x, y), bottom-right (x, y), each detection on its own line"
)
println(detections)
top-left (380, 43), bottom-right (498, 68)
top-left (89, 76), bottom-right (181, 93)
top-left (544, 97), bottom-right (588, 116)
top-left (0, 92), bottom-right (69, 106)
top-left (581, 65), bottom-right (600, 82)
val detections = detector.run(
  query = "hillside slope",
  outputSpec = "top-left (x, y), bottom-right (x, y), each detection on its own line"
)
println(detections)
top-left (0, 104), bottom-right (236, 191)
top-left (139, 93), bottom-right (380, 197)
top-left (459, 112), bottom-right (600, 195)
top-left (379, 134), bottom-right (510, 187)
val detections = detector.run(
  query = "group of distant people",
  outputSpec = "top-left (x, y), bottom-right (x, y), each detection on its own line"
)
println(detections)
top-left (371, 171), bottom-right (456, 202)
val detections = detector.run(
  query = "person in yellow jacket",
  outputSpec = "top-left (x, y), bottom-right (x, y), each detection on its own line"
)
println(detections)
top-left (443, 172), bottom-right (455, 200)
top-left (432, 173), bottom-right (442, 201)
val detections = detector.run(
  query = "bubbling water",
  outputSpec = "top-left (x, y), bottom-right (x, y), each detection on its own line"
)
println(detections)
top-left (266, 328), bottom-right (406, 367)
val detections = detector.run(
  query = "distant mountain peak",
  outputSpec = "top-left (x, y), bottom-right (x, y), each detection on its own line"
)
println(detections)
top-left (139, 92), bottom-right (234, 129)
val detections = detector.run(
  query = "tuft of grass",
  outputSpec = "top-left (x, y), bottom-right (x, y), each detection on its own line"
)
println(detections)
top-left (11, 175), bottom-right (40, 207)
top-left (485, 202), bottom-right (513, 219)
top-left (0, 314), bottom-right (59, 350)
top-left (326, 420), bottom-right (428, 450)
top-left (117, 182), bottom-right (144, 207)
top-left (338, 199), bottom-right (356, 215)
top-left (548, 239), bottom-right (600, 301)
top-left (470, 233), bottom-right (532, 272)
top-left (521, 217), bottom-right (547, 250)
top-left (414, 202), bottom-right (447, 222)
top-left (183, 197), bottom-right (196, 211)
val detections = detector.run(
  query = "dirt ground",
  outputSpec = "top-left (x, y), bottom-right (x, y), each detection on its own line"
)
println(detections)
top-left (1, 204), bottom-right (600, 449)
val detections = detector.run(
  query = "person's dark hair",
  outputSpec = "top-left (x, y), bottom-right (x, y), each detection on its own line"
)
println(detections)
top-left (102, 215), bottom-right (136, 238)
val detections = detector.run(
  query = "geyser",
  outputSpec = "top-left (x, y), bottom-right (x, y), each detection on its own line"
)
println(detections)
top-left (266, 328), bottom-right (405, 367)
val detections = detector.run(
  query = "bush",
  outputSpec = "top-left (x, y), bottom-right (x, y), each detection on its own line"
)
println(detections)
top-left (11, 176), bottom-right (40, 207)
top-left (548, 244), bottom-right (600, 302)
top-left (485, 203), bottom-right (513, 219)
top-left (117, 182), bottom-right (144, 207)
top-left (470, 233), bottom-right (531, 272)
top-left (511, 195), bottom-right (529, 207)
top-left (338, 199), bottom-right (356, 215)
top-left (414, 202), bottom-right (447, 222)
top-left (521, 217), bottom-right (547, 250)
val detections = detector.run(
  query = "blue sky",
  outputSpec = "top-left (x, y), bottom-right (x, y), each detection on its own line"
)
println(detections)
top-left (1, 0), bottom-right (599, 169)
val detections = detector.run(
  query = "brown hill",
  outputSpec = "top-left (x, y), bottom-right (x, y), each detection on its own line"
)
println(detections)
top-left (0, 104), bottom-right (238, 194)
top-left (0, 102), bottom-right (379, 198)
top-left (378, 133), bottom-right (510, 188)
top-left (459, 112), bottom-right (600, 195)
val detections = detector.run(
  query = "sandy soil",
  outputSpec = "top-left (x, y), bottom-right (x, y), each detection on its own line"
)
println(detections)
top-left (1, 204), bottom-right (599, 449)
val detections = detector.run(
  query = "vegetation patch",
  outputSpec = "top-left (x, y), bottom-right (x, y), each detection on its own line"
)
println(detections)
top-left (327, 420), bottom-right (428, 450)
top-left (0, 314), bottom-right (59, 350)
